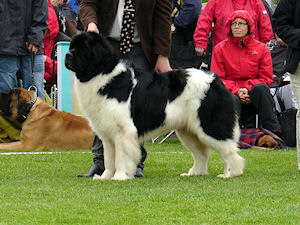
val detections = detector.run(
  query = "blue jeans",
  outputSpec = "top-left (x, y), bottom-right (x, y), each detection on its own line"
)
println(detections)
top-left (0, 54), bottom-right (45, 99)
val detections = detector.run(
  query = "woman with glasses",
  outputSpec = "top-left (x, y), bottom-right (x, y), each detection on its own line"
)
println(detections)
top-left (193, 0), bottom-right (274, 68)
top-left (210, 10), bottom-right (282, 137)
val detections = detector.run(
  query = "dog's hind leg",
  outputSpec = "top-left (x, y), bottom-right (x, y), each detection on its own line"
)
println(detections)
top-left (94, 139), bottom-right (116, 180)
top-left (214, 141), bottom-right (245, 178)
top-left (176, 130), bottom-right (210, 177)
top-left (111, 133), bottom-right (140, 181)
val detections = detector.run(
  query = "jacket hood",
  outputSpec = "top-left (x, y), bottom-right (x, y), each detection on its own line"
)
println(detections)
top-left (226, 10), bottom-right (255, 35)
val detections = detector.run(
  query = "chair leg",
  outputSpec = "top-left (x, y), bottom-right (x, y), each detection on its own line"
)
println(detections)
top-left (256, 114), bottom-right (259, 128)
top-left (152, 136), bottom-right (160, 143)
top-left (159, 130), bottom-right (175, 144)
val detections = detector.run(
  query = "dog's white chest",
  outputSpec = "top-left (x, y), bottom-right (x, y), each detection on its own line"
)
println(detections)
top-left (74, 78), bottom-right (132, 135)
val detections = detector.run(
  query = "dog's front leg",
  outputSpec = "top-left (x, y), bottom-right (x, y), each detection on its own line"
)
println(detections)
top-left (111, 134), bottom-right (140, 181)
top-left (0, 141), bottom-right (29, 150)
top-left (93, 139), bottom-right (115, 180)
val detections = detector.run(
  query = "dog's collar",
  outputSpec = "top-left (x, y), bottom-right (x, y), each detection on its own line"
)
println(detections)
top-left (19, 94), bottom-right (37, 121)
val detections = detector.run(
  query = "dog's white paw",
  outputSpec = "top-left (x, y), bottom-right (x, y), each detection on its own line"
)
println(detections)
top-left (93, 174), bottom-right (103, 180)
top-left (217, 174), bottom-right (231, 179)
top-left (180, 173), bottom-right (190, 177)
top-left (180, 171), bottom-right (208, 177)
top-left (111, 171), bottom-right (133, 181)
top-left (93, 170), bottom-right (114, 180)
top-left (180, 172), bottom-right (198, 177)
top-left (217, 171), bottom-right (243, 179)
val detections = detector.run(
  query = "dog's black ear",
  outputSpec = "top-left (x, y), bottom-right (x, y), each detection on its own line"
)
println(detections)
top-left (91, 34), bottom-right (118, 74)
top-left (0, 92), bottom-right (12, 117)
top-left (16, 90), bottom-right (32, 123)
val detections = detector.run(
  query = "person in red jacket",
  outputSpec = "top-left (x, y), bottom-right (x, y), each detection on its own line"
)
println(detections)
top-left (211, 10), bottom-right (281, 136)
top-left (194, 0), bottom-right (274, 67)
top-left (43, 0), bottom-right (59, 93)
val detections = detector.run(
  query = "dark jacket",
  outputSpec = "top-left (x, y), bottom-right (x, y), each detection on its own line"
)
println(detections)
top-left (78, 0), bottom-right (172, 66)
top-left (170, 0), bottom-right (201, 69)
top-left (0, 0), bottom-right (48, 55)
top-left (172, 0), bottom-right (201, 30)
top-left (172, 0), bottom-right (201, 42)
top-left (273, 0), bottom-right (300, 74)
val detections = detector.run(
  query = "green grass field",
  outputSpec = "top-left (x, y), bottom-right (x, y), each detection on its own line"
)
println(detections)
top-left (0, 138), bottom-right (299, 225)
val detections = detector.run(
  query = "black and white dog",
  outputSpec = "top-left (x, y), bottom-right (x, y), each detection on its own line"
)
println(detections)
top-left (65, 32), bottom-right (245, 181)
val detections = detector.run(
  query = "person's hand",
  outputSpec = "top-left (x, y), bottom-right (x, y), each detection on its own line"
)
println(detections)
top-left (171, 24), bottom-right (176, 33)
top-left (87, 23), bottom-right (99, 34)
top-left (237, 88), bottom-right (251, 104)
top-left (50, 0), bottom-right (65, 6)
top-left (26, 43), bottom-right (38, 54)
top-left (195, 47), bottom-right (205, 56)
top-left (43, 55), bottom-right (47, 62)
top-left (275, 34), bottom-right (288, 47)
top-left (154, 55), bottom-right (172, 73)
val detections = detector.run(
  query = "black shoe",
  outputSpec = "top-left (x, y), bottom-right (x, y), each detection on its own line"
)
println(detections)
top-left (77, 164), bottom-right (103, 178)
top-left (135, 167), bottom-right (144, 178)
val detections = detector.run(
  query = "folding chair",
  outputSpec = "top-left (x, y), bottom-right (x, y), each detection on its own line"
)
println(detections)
top-left (152, 130), bottom-right (175, 144)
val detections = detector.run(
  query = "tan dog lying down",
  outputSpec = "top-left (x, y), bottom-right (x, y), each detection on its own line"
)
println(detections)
top-left (0, 88), bottom-right (94, 150)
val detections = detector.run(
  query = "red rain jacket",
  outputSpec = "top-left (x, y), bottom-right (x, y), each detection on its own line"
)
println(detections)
top-left (43, 0), bottom-right (59, 89)
top-left (193, 0), bottom-right (274, 50)
top-left (210, 10), bottom-right (273, 95)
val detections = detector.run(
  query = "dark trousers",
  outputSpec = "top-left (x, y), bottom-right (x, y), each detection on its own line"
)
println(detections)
top-left (108, 38), bottom-right (153, 74)
top-left (91, 38), bottom-right (152, 171)
top-left (233, 83), bottom-right (282, 135)
top-left (92, 135), bottom-right (147, 171)
top-left (170, 30), bottom-right (201, 69)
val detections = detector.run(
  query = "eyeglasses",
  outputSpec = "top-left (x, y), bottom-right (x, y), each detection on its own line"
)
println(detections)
top-left (231, 22), bottom-right (248, 27)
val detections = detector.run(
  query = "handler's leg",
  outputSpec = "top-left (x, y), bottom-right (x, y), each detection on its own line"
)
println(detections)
top-left (77, 135), bottom-right (104, 177)
top-left (290, 63), bottom-right (300, 171)
top-left (0, 55), bottom-right (19, 92)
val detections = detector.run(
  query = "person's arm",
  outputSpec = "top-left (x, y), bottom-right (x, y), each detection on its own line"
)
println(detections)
top-left (27, 0), bottom-right (48, 50)
top-left (45, 5), bottom-right (59, 41)
top-left (173, 0), bottom-right (202, 29)
top-left (210, 45), bottom-right (240, 94)
top-left (256, 0), bottom-right (274, 43)
top-left (193, 0), bottom-right (215, 51)
top-left (273, 0), bottom-right (300, 49)
top-left (153, 0), bottom-right (173, 72)
top-left (78, 0), bottom-right (99, 32)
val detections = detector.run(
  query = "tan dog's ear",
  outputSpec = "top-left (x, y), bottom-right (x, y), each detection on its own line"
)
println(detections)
top-left (256, 135), bottom-right (278, 148)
